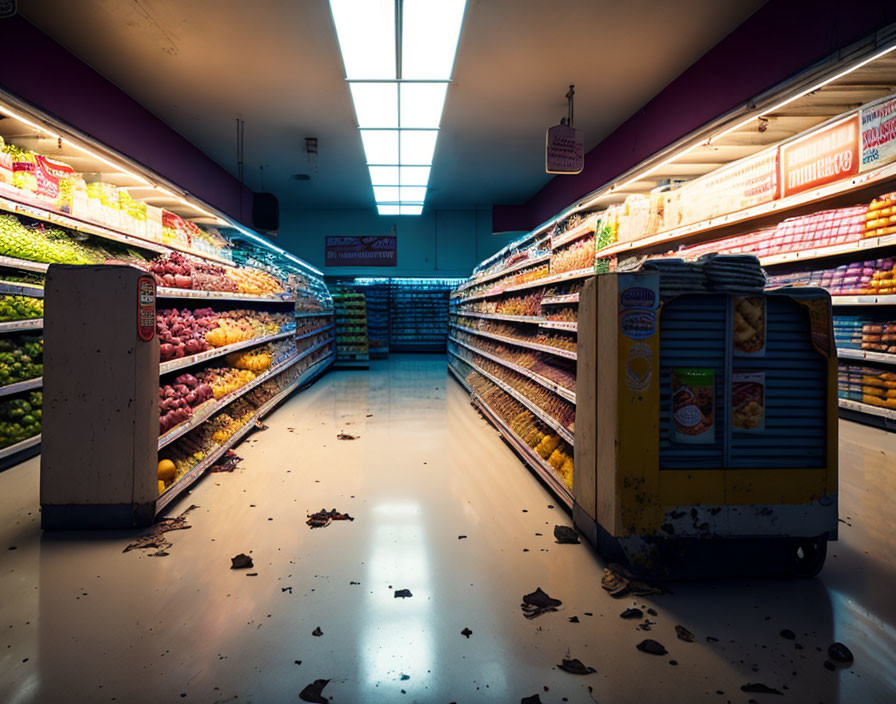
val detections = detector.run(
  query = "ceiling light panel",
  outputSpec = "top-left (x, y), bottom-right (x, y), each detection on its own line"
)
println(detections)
top-left (401, 0), bottom-right (467, 80)
top-left (369, 165), bottom-right (400, 185)
top-left (399, 186), bottom-right (427, 202)
top-left (373, 186), bottom-right (401, 202)
top-left (329, 0), bottom-right (396, 79)
top-left (350, 83), bottom-right (398, 127)
top-left (400, 130), bottom-right (438, 165)
top-left (399, 82), bottom-right (448, 128)
top-left (377, 204), bottom-right (402, 215)
top-left (400, 204), bottom-right (424, 215)
top-left (361, 130), bottom-right (399, 164)
top-left (399, 166), bottom-right (431, 186)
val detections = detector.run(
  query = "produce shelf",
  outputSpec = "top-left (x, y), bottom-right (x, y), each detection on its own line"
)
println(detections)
top-left (156, 354), bottom-right (334, 513)
top-left (838, 397), bottom-right (896, 421)
top-left (449, 347), bottom-right (575, 445)
top-left (158, 352), bottom-right (303, 450)
top-left (594, 158), bottom-right (896, 261)
top-left (0, 256), bottom-right (49, 273)
top-left (448, 361), bottom-right (572, 508)
top-left (540, 321), bottom-right (577, 332)
top-left (296, 310), bottom-right (335, 318)
top-left (0, 190), bottom-right (239, 267)
top-left (0, 377), bottom-right (42, 398)
top-left (0, 318), bottom-right (42, 333)
top-left (0, 281), bottom-right (44, 297)
top-left (159, 329), bottom-right (295, 376)
top-left (449, 335), bottom-right (575, 403)
top-left (0, 433), bottom-right (41, 461)
top-left (156, 287), bottom-right (294, 303)
top-left (295, 323), bottom-right (335, 341)
top-left (449, 322), bottom-right (577, 360)
top-left (838, 348), bottom-right (896, 365)
top-left (502, 266), bottom-right (595, 294)
top-left (541, 293), bottom-right (579, 305)
top-left (831, 294), bottom-right (896, 306)
top-left (454, 311), bottom-right (543, 324)
top-left (550, 217), bottom-right (597, 250)
top-left (453, 252), bottom-right (551, 295)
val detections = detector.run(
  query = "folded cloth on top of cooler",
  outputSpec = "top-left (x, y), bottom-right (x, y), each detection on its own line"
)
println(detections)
top-left (699, 254), bottom-right (767, 292)
top-left (639, 258), bottom-right (708, 296)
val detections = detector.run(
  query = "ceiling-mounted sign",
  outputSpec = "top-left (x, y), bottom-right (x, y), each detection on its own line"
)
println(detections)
top-left (546, 124), bottom-right (584, 174)
top-left (860, 93), bottom-right (896, 172)
top-left (779, 113), bottom-right (860, 197)
top-left (326, 236), bottom-right (396, 267)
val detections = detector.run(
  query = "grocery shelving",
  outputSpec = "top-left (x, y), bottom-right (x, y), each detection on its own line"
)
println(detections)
top-left (550, 216), bottom-right (598, 250)
top-left (0, 319), bottom-right (42, 333)
top-left (452, 325), bottom-right (577, 360)
top-left (838, 348), bottom-right (896, 364)
top-left (0, 433), bottom-right (41, 462)
top-left (0, 282), bottom-right (44, 297)
top-left (454, 311), bottom-right (542, 324)
top-left (541, 293), bottom-right (579, 306)
top-left (159, 329), bottom-right (294, 375)
top-left (389, 278), bottom-right (461, 352)
top-left (839, 398), bottom-right (896, 421)
top-left (0, 377), bottom-right (42, 398)
top-left (295, 323), bottom-right (334, 342)
top-left (502, 266), bottom-right (594, 293)
top-left (296, 310), bottom-right (335, 318)
top-left (453, 252), bottom-right (551, 295)
top-left (832, 295), bottom-right (896, 306)
top-left (540, 321), bottom-right (577, 332)
top-left (0, 256), bottom-right (49, 274)
top-left (157, 288), bottom-right (295, 303)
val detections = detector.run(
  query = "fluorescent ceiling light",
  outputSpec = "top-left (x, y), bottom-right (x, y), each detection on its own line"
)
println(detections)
top-left (361, 130), bottom-right (399, 164)
top-left (369, 165), bottom-right (400, 185)
top-left (399, 166), bottom-right (431, 186)
top-left (350, 83), bottom-right (398, 127)
top-left (399, 83), bottom-right (448, 128)
top-left (373, 186), bottom-right (400, 202)
top-left (401, 0), bottom-right (467, 80)
top-left (400, 130), bottom-right (438, 165)
top-left (329, 0), bottom-right (395, 79)
top-left (400, 204), bottom-right (424, 215)
top-left (399, 186), bottom-right (427, 202)
top-left (377, 204), bottom-right (402, 215)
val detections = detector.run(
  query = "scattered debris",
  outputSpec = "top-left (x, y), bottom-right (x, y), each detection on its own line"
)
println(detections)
top-left (400, 674), bottom-right (410, 681)
top-left (366, 414), bottom-right (373, 417)
top-left (230, 553), bottom-right (253, 569)
top-left (521, 587), bottom-right (562, 619)
top-left (312, 627), bottom-right (323, 637)
top-left (282, 587), bottom-right (293, 594)
top-left (553, 525), bottom-right (580, 544)
top-left (337, 431), bottom-right (358, 440)
top-left (209, 452), bottom-right (242, 473)
top-left (306, 508), bottom-right (355, 528)
top-left (620, 608), bottom-right (643, 619)
top-left (646, 608), bottom-right (657, 616)
top-left (123, 505), bottom-right (197, 556)
top-left (558, 658), bottom-right (596, 675)
top-left (636, 639), bottom-right (668, 656)
top-left (601, 563), bottom-right (662, 598)
top-left (295, 660), bottom-right (302, 665)
top-left (675, 625), bottom-right (696, 642)
top-left (741, 683), bottom-right (783, 695)
top-left (706, 636), bottom-right (719, 643)
top-left (254, 421), bottom-right (268, 431)
top-left (669, 660), bottom-right (678, 666)
top-left (780, 629), bottom-right (796, 640)
top-left (458, 535), bottom-right (467, 540)
top-left (638, 619), bottom-right (654, 631)
top-left (299, 678), bottom-right (330, 703)
top-left (827, 642), bottom-right (854, 665)
top-left (349, 581), bottom-right (360, 585)
top-left (245, 572), bottom-right (258, 577)
top-left (521, 695), bottom-right (542, 704)
top-left (823, 660), bottom-right (836, 671)
top-left (394, 589), bottom-right (413, 599)
top-left (461, 628), bottom-right (472, 638)
top-left (569, 616), bottom-right (580, 623)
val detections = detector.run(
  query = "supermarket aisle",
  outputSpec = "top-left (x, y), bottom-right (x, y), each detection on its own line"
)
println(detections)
top-left (1, 355), bottom-right (896, 703)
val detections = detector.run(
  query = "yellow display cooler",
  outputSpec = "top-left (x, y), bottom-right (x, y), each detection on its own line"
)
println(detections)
top-left (574, 272), bottom-right (838, 577)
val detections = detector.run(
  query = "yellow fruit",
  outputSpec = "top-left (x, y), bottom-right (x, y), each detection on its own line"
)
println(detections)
top-left (158, 480), bottom-right (166, 494)
top-left (157, 459), bottom-right (176, 482)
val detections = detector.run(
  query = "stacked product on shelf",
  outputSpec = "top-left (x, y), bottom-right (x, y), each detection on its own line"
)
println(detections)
top-left (332, 290), bottom-right (370, 368)
top-left (390, 278), bottom-right (463, 351)
top-left (328, 278), bottom-right (390, 358)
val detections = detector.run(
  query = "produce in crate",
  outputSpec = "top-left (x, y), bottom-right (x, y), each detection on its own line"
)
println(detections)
top-left (0, 335), bottom-right (42, 384)
top-left (0, 295), bottom-right (43, 322)
top-left (0, 390), bottom-right (42, 449)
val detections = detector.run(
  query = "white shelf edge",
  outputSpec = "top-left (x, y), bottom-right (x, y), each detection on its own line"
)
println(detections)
top-left (831, 295), bottom-right (896, 306)
top-left (837, 347), bottom-right (896, 365)
top-left (157, 287), bottom-right (294, 303)
top-left (159, 330), bottom-right (294, 375)
top-left (0, 318), bottom-right (42, 333)
top-left (551, 217), bottom-right (598, 250)
top-left (540, 321), bottom-right (578, 332)
top-left (296, 310), bottom-right (335, 318)
top-left (0, 376), bottom-right (42, 398)
top-left (541, 294), bottom-right (580, 305)
top-left (449, 322), bottom-right (577, 360)
top-left (0, 255), bottom-right (50, 273)
top-left (838, 397), bottom-right (896, 420)
top-left (454, 311), bottom-right (543, 324)
top-left (0, 281), bottom-right (44, 297)
top-left (0, 433), bottom-right (41, 460)
top-left (503, 267), bottom-right (595, 293)
top-left (295, 323), bottom-right (335, 341)
top-left (454, 252), bottom-right (552, 295)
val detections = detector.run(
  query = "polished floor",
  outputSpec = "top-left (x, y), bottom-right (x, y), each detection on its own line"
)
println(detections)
top-left (1, 354), bottom-right (895, 703)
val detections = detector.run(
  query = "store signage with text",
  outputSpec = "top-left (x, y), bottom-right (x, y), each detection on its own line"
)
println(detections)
top-left (860, 94), bottom-right (896, 172)
top-left (325, 236), bottom-right (397, 267)
top-left (779, 114), bottom-right (860, 197)
top-left (546, 124), bottom-right (584, 174)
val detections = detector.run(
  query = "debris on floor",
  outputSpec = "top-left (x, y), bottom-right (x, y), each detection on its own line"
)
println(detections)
top-left (306, 508), bottom-right (355, 528)
top-left (122, 504), bottom-right (197, 557)
top-left (230, 553), bottom-right (253, 569)
top-left (254, 420), bottom-right (268, 431)
top-left (394, 588), bottom-right (413, 598)
top-left (521, 587), bottom-right (562, 619)
top-left (520, 695), bottom-right (542, 704)
top-left (461, 627), bottom-right (472, 638)
top-left (553, 525), bottom-right (580, 544)
top-left (458, 535), bottom-right (467, 540)
top-left (209, 452), bottom-right (242, 473)
top-left (740, 683), bottom-right (783, 695)
top-left (312, 627), bottom-right (323, 637)
top-left (780, 629), bottom-right (796, 640)
top-left (675, 625), bottom-right (696, 642)
top-left (827, 642), bottom-right (854, 665)
top-left (569, 616), bottom-right (580, 623)
top-left (601, 563), bottom-right (663, 598)
top-left (337, 431), bottom-right (358, 440)
top-left (620, 608), bottom-right (643, 619)
top-left (299, 678), bottom-right (330, 703)
top-left (636, 639), bottom-right (668, 655)
top-left (558, 658), bottom-right (596, 675)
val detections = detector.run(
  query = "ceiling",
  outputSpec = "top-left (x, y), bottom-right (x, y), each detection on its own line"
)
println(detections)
top-left (19, 0), bottom-right (767, 212)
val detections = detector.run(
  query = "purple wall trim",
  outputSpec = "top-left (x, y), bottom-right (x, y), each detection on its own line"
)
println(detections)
top-left (0, 16), bottom-right (255, 225)
top-left (494, 0), bottom-right (896, 233)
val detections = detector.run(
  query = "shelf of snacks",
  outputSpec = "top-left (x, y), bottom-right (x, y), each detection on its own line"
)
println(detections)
top-left (541, 293), bottom-right (579, 306)
top-left (156, 353), bottom-right (333, 511)
top-left (501, 266), bottom-right (595, 293)
top-left (550, 215), bottom-right (599, 251)
top-left (540, 321), bottom-right (577, 332)
top-left (296, 323), bottom-right (335, 342)
top-left (157, 287), bottom-right (294, 303)
top-left (454, 311), bottom-right (542, 324)
top-left (453, 251), bottom-right (551, 296)
top-left (332, 291), bottom-right (369, 365)
top-left (450, 319), bottom-right (577, 360)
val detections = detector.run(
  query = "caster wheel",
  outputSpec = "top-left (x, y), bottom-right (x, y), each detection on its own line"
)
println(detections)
top-left (789, 536), bottom-right (827, 578)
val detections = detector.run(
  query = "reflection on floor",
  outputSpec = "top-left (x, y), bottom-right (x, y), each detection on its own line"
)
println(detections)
top-left (1, 354), bottom-right (894, 703)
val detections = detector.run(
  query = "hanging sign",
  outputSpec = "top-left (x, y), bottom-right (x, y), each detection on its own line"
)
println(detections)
top-left (860, 93), bottom-right (896, 172)
top-left (137, 276), bottom-right (156, 342)
top-left (546, 124), bottom-right (584, 174)
top-left (325, 236), bottom-right (396, 267)
top-left (779, 114), bottom-right (860, 197)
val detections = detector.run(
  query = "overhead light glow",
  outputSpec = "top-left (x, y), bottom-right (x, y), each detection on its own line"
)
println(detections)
top-left (399, 82), bottom-right (448, 128)
top-left (350, 83), bottom-right (398, 127)
top-left (330, 0), bottom-right (466, 215)
top-left (401, 0), bottom-right (467, 80)
top-left (329, 0), bottom-right (395, 79)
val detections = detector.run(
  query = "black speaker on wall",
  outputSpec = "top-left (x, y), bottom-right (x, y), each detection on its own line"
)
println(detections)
top-left (253, 192), bottom-right (279, 233)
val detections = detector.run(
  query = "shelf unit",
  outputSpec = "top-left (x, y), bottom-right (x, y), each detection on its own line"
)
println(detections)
top-left (157, 288), bottom-right (294, 303)
top-left (454, 311), bottom-right (542, 324)
top-left (0, 319), bottom-right (42, 333)
top-left (0, 433), bottom-right (41, 462)
top-left (838, 348), bottom-right (896, 364)
top-left (540, 321), bottom-right (577, 332)
top-left (541, 293), bottom-right (580, 306)
top-left (0, 377), bottom-right (42, 398)
top-left (0, 282), bottom-right (44, 297)
top-left (159, 329), bottom-right (294, 375)
top-left (295, 323), bottom-right (335, 342)
top-left (451, 324), bottom-right (578, 360)
top-left (388, 279), bottom-right (459, 352)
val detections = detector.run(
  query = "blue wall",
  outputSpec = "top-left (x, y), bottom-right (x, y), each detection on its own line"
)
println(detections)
top-left (278, 207), bottom-right (519, 279)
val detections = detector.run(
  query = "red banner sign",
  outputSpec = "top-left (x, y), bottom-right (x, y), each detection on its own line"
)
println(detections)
top-left (779, 114), bottom-right (860, 197)
top-left (325, 236), bottom-right (396, 267)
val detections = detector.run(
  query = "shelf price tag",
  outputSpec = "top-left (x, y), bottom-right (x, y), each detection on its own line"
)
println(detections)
top-left (137, 276), bottom-right (156, 342)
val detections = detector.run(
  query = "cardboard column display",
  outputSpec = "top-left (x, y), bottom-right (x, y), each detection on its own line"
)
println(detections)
top-left (41, 265), bottom-right (160, 529)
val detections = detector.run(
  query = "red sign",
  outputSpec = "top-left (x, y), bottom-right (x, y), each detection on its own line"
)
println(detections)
top-left (137, 276), bottom-right (156, 341)
top-left (546, 124), bottom-right (584, 174)
top-left (779, 114), bottom-right (860, 197)
top-left (325, 236), bottom-right (396, 267)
